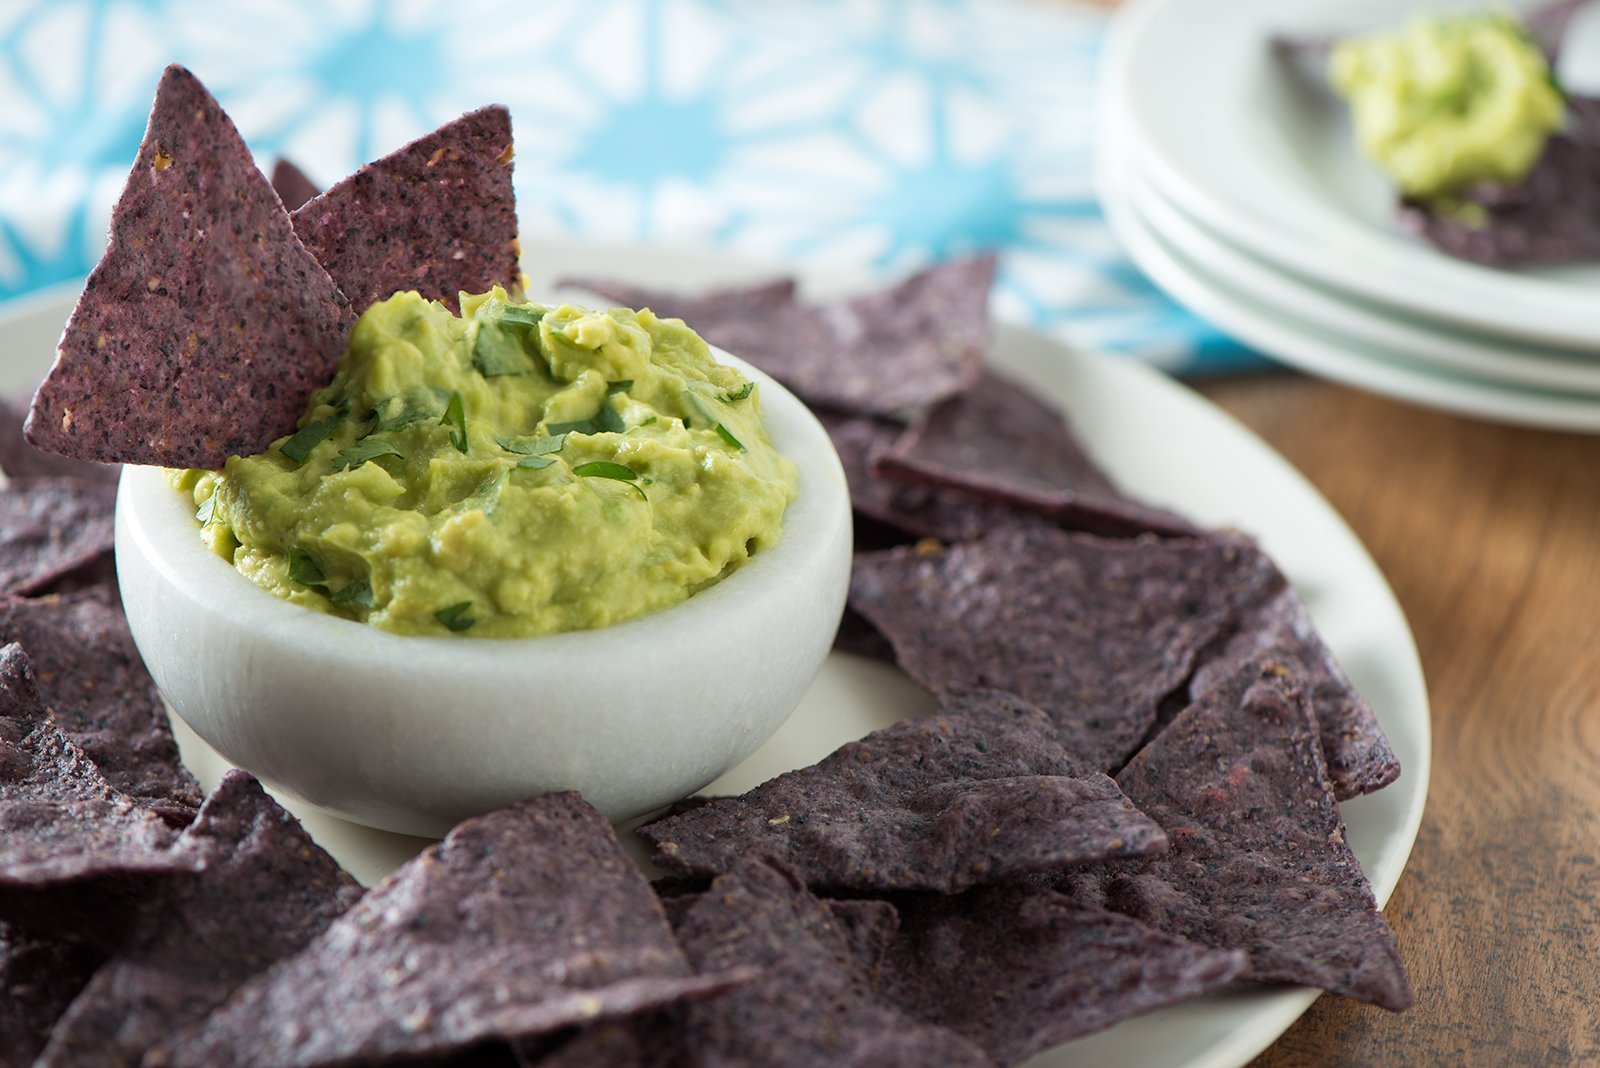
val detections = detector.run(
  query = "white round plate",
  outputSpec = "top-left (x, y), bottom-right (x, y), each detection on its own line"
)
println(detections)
top-left (1, 241), bottom-right (1429, 1068)
top-left (1108, 0), bottom-right (1600, 350)
top-left (1101, 139), bottom-right (1600, 432)
top-left (1127, 162), bottom-right (1600, 396)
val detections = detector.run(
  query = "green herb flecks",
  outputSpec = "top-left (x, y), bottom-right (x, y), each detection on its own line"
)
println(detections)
top-left (715, 423), bottom-right (747, 452)
top-left (472, 321), bottom-right (531, 378)
top-left (330, 580), bottom-right (376, 609)
top-left (682, 390), bottom-right (745, 452)
top-left (723, 381), bottom-right (754, 403)
top-left (195, 494), bottom-right (217, 525)
top-left (549, 399), bottom-right (625, 436)
top-left (574, 460), bottom-right (648, 501)
top-left (513, 454), bottom-right (557, 470)
top-left (434, 601), bottom-right (476, 632)
top-left (287, 547), bottom-right (326, 587)
top-left (607, 379), bottom-right (634, 393)
top-left (332, 439), bottom-right (404, 471)
top-left (497, 433), bottom-right (568, 456)
top-left (495, 305), bottom-right (544, 328)
top-left (279, 411), bottom-right (342, 464)
top-left (441, 391), bottom-right (468, 453)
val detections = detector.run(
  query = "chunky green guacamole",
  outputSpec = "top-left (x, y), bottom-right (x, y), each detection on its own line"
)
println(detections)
top-left (175, 289), bottom-right (798, 637)
top-left (1330, 11), bottom-right (1565, 201)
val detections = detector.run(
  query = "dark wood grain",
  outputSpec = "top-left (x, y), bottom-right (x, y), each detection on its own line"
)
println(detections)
top-left (1187, 373), bottom-right (1600, 1066)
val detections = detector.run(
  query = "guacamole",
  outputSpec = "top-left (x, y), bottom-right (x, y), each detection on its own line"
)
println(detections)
top-left (175, 289), bottom-right (798, 638)
top-left (1330, 11), bottom-right (1565, 201)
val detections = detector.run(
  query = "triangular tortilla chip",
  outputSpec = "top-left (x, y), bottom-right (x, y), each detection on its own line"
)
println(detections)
top-left (566, 256), bottom-right (994, 417)
top-left (0, 591), bottom-right (202, 825)
top-left (0, 396), bottom-right (119, 487)
top-left (269, 159), bottom-right (320, 212)
top-left (873, 369), bottom-right (1197, 538)
top-left (875, 882), bottom-right (1247, 1065)
top-left (291, 106), bottom-right (519, 314)
top-left (0, 644), bottom-right (197, 888)
top-left (0, 921), bottom-right (106, 1068)
top-left (1099, 664), bottom-right (1412, 1011)
top-left (849, 526), bottom-right (1278, 771)
top-left (146, 793), bottom-right (744, 1068)
top-left (640, 691), bottom-right (1165, 893)
top-left (36, 771), bottom-right (362, 1068)
top-left (26, 65), bottom-right (353, 469)
top-left (539, 859), bottom-right (994, 1068)
top-left (0, 481), bottom-right (115, 599)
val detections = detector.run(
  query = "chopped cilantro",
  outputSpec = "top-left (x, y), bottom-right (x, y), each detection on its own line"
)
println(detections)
top-left (287, 547), bottom-right (325, 587)
top-left (496, 433), bottom-right (567, 456)
top-left (715, 423), bottom-right (747, 452)
top-left (332, 439), bottom-right (404, 471)
top-left (514, 454), bottom-right (557, 470)
top-left (195, 494), bottom-right (217, 525)
top-left (574, 460), bottom-right (648, 501)
top-left (723, 381), bottom-right (755, 402)
top-left (441, 391), bottom-right (468, 453)
top-left (472, 321), bottom-right (530, 378)
top-left (495, 305), bottom-right (544, 327)
top-left (434, 601), bottom-right (476, 632)
top-left (606, 379), bottom-right (634, 393)
top-left (279, 411), bottom-right (341, 464)
top-left (330, 580), bottom-right (376, 609)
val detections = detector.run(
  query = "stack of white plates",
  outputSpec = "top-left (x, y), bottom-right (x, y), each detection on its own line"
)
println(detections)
top-left (1101, 0), bottom-right (1600, 431)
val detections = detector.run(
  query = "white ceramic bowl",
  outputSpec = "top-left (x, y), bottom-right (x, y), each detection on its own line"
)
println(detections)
top-left (115, 353), bottom-right (852, 837)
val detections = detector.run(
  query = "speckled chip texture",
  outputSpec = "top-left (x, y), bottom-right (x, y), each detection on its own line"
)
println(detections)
top-left (145, 792), bottom-right (746, 1068)
top-left (849, 526), bottom-right (1278, 771)
top-left (1187, 569), bottom-right (1400, 800)
top-left (1100, 664), bottom-right (1412, 1011)
top-left (0, 644), bottom-right (197, 888)
top-left (874, 883), bottom-right (1247, 1066)
top-left (873, 369), bottom-right (1198, 538)
top-left (640, 691), bottom-right (1166, 893)
top-left (541, 859), bottom-right (996, 1068)
top-left (566, 256), bottom-right (995, 418)
top-left (0, 396), bottom-right (118, 487)
top-left (36, 771), bottom-right (362, 1068)
top-left (291, 105), bottom-right (519, 314)
top-left (0, 479), bottom-right (116, 598)
top-left (25, 65), bottom-right (353, 470)
top-left (0, 591), bottom-right (202, 826)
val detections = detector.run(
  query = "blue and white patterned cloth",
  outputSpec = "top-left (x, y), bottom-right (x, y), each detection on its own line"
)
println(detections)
top-left (0, 0), bottom-right (1257, 374)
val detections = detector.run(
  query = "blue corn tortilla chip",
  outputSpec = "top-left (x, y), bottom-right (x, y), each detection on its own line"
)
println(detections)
top-left (25, 65), bottom-right (353, 470)
top-left (36, 771), bottom-right (362, 1068)
top-left (1092, 663), bottom-right (1412, 1011)
top-left (145, 792), bottom-right (746, 1068)
top-left (291, 106), bottom-right (519, 315)
top-left (640, 690), bottom-right (1166, 893)
top-left (534, 859), bottom-right (994, 1068)
top-left (269, 158), bottom-right (320, 212)
top-left (0, 921), bottom-right (106, 1068)
top-left (565, 256), bottom-right (995, 418)
top-left (873, 369), bottom-right (1198, 538)
top-left (873, 882), bottom-right (1247, 1066)
top-left (1400, 97), bottom-right (1600, 267)
top-left (1184, 569), bottom-right (1400, 800)
top-left (0, 644), bottom-right (198, 888)
top-left (848, 526), bottom-right (1278, 771)
top-left (0, 591), bottom-right (202, 825)
top-left (0, 480), bottom-right (116, 599)
top-left (818, 409), bottom-right (1017, 544)
top-left (0, 396), bottom-right (118, 487)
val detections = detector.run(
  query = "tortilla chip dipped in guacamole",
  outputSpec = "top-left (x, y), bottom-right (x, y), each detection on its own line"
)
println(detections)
top-left (174, 290), bottom-right (797, 638)
top-left (1329, 10), bottom-right (1566, 202)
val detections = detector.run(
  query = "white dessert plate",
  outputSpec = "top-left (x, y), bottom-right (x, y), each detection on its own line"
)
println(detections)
top-left (1101, 140), bottom-right (1600, 432)
top-left (1128, 161), bottom-right (1600, 396)
top-left (1108, 0), bottom-right (1600, 350)
top-left (0, 239), bottom-right (1430, 1068)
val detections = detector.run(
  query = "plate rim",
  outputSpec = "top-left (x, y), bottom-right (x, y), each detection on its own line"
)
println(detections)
top-left (1108, 0), bottom-right (1600, 351)
top-left (0, 249), bottom-right (1431, 1068)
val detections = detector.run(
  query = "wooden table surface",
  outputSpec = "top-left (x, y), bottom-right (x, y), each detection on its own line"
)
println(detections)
top-left (1183, 373), bottom-right (1600, 1065)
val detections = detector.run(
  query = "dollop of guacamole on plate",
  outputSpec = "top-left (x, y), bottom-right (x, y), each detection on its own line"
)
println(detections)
top-left (1330, 10), bottom-right (1565, 201)
top-left (174, 289), bottom-right (798, 637)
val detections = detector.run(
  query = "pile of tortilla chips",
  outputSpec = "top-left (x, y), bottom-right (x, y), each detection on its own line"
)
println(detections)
top-left (3, 66), bottom-right (1410, 1067)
